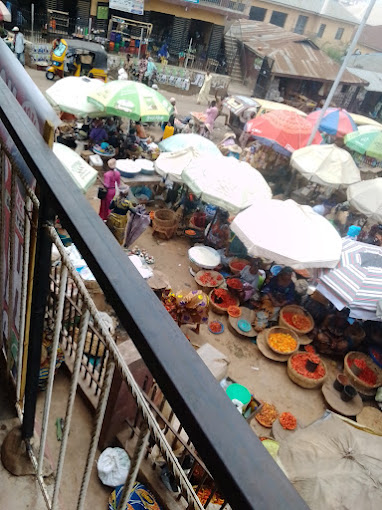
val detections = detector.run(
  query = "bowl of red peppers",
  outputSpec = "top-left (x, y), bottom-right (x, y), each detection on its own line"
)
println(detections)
top-left (344, 351), bottom-right (381, 389)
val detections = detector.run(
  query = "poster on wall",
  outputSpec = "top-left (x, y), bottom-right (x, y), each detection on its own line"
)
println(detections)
top-left (109, 0), bottom-right (145, 15)
top-left (1, 158), bottom-right (25, 376)
top-left (97, 5), bottom-right (109, 19)
top-left (0, 39), bottom-right (59, 378)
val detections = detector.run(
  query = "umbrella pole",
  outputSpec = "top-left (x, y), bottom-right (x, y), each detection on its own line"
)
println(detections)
top-left (285, 168), bottom-right (296, 197)
top-left (205, 207), bottom-right (219, 240)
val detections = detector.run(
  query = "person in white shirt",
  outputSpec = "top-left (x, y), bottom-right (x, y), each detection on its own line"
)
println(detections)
top-left (12, 27), bottom-right (25, 66)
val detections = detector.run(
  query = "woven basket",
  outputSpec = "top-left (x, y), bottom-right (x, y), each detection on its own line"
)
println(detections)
top-left (287, 354), bottom-right (327, 389)
top-left (266, 326), bottom-right (299, 355)
top-left (209, 289), bottom-right (239, 315)
top-left (152, 209), bottom-right (178, 239)
top-left (344, 351), bottom-right (382, 390)
top-left (153, 209), bottom-right (176, 228)
top-left (279, 305), bottom-right (314, 335)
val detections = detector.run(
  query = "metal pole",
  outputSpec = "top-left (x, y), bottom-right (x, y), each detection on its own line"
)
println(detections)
top-left (184, 38), bottom-right (192, 69)
top-left (137, 27), bottom-right (144, 61)
top-left (307, 0), bottom-right (377, 145)
top-left (22, 198), bottom-right (53, 440)
top-left (31, 4), bottom-right (35, 40)
top-left (88, 16), bottom-right (92, 41)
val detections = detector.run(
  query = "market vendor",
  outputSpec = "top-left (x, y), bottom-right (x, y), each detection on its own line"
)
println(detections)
top-left (106, 186), bottom-right (136, 244)
top-left (262, 267), bottom-right (296, 307)
top-left (122, 128), bottom-right (143, 159)
top-left (239, 258), bottom-right (266, 301)
top-left (251, 267), bottom-right (296, 328)
top-left (89, 119), bottom-right (108, 146)
top-left (314, 309), bottom-right (365, 356)
top-left (162, 289), bottom-right (209, 334)
top-left (358, 224), bottom-right (382, 246)
top-left (205, 210), bottom-right (230, 250)
top-left (135, 121), bottom-right (148, 142)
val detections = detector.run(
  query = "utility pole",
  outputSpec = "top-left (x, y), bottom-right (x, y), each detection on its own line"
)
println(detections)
top-left (307, 0), bottom-right (377, 145)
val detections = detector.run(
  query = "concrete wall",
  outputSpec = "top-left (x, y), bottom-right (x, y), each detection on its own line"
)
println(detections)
top-left (249, 0), bottom-right (355, 47)
top-left (90, 0), bottom-right (226, 25)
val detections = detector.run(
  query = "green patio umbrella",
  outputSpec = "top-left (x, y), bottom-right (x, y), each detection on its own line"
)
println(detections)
top-left (87, 80), bottom-right (173, 122)
top-left (344, 129), bottom-right (382, 160)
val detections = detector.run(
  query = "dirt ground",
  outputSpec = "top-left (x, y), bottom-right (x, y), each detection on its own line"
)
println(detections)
top-left (27, 64), bottom-right (339, 435)
top-left (10, 68), bottom-right (342, 509)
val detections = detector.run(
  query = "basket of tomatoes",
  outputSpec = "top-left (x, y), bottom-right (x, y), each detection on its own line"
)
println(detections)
top-left (279, 305), bottom-right (314, 335)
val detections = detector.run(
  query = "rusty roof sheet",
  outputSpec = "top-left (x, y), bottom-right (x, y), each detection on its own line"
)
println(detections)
top-left (228, 20), bottom-right (366, 85)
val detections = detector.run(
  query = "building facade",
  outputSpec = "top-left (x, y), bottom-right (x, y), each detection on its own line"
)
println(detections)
top-left (90, 0), bottom-right (250, 61)
top-left (248, 0), bottom-right (358, 50)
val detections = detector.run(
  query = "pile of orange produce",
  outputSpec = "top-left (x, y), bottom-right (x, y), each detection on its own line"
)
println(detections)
top-left (255, 402), bottom-right (278, 428)
top-left (211, 288), bottom-right (237, 308)
top-left (268, 332), bottom-right (297, 353)
top-left (198, 271), bottom-right (223, 286)
top-left (291, 353), bottom-right (326, 379)
top-left (347, 357), bottom-right (377, 386)
top-left (283, 311), bottom-right (311, 331)
top-left (279, 412), bottom-right (297, 430)
top-left (195, 487), bottom-right (225, 506)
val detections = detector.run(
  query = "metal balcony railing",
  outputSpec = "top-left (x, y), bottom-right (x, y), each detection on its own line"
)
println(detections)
top-left (0, 70), bottom-right (308, 510)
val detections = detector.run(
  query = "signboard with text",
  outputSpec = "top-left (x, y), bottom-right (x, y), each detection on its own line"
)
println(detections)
top-left (109, 0), bottom-right (145, 15)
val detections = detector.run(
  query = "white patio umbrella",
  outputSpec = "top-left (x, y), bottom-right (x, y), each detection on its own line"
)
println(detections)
top-left (46, 76), bottom-right (105, 117)
top-left (53, 143), bottom-right (98, 193)
top-left (231, 199), bottom-right (342, 269)
top-left (0, 1), bottom-right (11, 22)
top-left (347, 177), bottom-right (382, 222)
top-left (154, 146), bottom-right (199, 183)
top-left (290, 144), bottom-right (361, 187)
top-left (181, 156), bottom-right (272, 215)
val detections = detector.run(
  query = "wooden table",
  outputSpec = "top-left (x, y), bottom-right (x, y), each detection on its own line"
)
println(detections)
top-left (121, 173), bottom-right (163, 187)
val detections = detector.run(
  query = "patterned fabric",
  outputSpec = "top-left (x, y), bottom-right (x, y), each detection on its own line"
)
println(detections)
top-left (175, 290), bottom-right (209, 325)
top-left (108, 482), bottom-right (162, 510)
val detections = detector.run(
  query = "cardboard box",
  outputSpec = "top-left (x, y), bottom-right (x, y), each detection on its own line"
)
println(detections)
top-left (81, 150), bottom-right (93, 163)
top-left (196, 343), bottom-right (229, 381)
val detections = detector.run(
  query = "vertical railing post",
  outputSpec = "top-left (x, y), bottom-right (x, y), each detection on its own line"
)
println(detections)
top-left (22, 197), bottom-right (53, 440)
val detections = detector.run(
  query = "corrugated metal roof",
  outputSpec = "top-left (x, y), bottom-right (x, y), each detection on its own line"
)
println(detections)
top-left (347, 67), bottom-right (382, 92)
top-left (228, 20), bottom-right (366, 85)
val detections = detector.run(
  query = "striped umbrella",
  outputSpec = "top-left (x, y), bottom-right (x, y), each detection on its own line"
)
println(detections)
top-left (87, 80), bottom-right (173, 122)
top-left (317, 238), bottom-right (382, 320)
top-left (307, 108), bottom-right (357, 137)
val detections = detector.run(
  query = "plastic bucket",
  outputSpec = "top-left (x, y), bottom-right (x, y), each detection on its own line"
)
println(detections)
top-left (226, 384), bottom-right (251, 410)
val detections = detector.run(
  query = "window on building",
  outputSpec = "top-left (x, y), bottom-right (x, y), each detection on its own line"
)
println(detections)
top-left (341, 84), bottom-right (350, 93)
top-left (249, 6), bottom-right (267, 22)
top-left (294, 15), bottom-right (308, 35)
top-left (317, 23), bottom-right (326, 38)
top-left (335, 28), bottom-right (344, 40)
top-left (270, 11), bottom-right (287, 28)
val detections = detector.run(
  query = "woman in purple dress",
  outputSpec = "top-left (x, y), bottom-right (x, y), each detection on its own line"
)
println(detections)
top-left (99, 159), bottom-right (121, 221)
